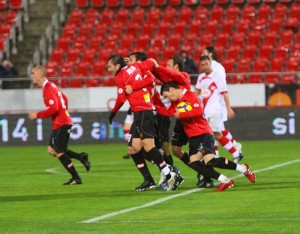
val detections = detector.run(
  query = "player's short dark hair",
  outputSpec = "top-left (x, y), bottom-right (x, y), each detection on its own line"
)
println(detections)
top-left (205, 46), bottom-right (218, 61)
top-left (107, 55), bottom-right (127, 74)
top-left (171, 55), bottom-right (185, 72)
top-left (200, 55), bottom-right (211, 63)
top-left (160, 82), bottom-right (179, 95)
top-left (129, 52), bottom-right (148, 61)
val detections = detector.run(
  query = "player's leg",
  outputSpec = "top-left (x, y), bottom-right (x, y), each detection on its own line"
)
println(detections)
top-left (122, 108), bottom-right (134, 159)
top-left (49, 125), bottom-right (82, 185)
top-left (222, 128), bottom-right (242, 153)
top-left (136, 110), bottom-right (183, 191)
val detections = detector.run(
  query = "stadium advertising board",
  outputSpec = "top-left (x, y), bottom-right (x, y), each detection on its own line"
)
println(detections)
top-left (0, 107), bottom-right (299, 146)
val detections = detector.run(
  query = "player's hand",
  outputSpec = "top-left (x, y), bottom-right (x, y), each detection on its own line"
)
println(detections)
top-left (125, 85), bottom-right (133, 94)
top-left (28, 112), bottom-right (37, 120)
top-left (149, 58), bottom-right (159, 68)
top-left (227, 107), bottom-right (235, 119)
top-left (108, 112), bottom-right (116, 124)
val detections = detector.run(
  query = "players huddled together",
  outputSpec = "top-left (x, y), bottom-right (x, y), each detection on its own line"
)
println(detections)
top-left (28, 46), bottom-right (256, 191)
top-left (107, 46), bottom-right (256, 192)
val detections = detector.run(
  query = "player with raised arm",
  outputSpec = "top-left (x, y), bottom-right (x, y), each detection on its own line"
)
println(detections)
top-left (107, 55), bottom-right (183, 191)
top-left (28, 66), bottom-right (90, 185)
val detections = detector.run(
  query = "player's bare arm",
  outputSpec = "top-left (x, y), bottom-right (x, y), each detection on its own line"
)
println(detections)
top-left (28, 112), bottom-right (38, 120)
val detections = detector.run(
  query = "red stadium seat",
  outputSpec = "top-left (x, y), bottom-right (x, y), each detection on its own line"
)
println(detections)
top-left (285, 57), bottom-right (299, 71)
top-left (178, 6), bottom-right (193, 21)
top-left (269, 57), bottom-right (284, 71)
top-left (185, 0), bottom-right (199, 6)
top-left (236, 19), bottom-right (250, 34)
top-left (137, 0), bottom-right (152, 7)
top-left (50, 48), bottom-right (65, 63)
top-left (75, 0), bottom-right (89, 8)
top-left (9, 0), bottom-right (22, 10)
top-left (241, 5), bottom-right (256, 21)
top-left (76, 61), bottom-right (91, 75)
top-left (125, 22), bottom-right (140, 35)
top-left (68, 9), bottom-right (84, 25)
top-left (274, 44), bottom-right (289, 58)
top-left (215, 32), bottom-right (230, 47)
top-left (93, 23), bottom-right (108, 36)
top-left (0, 0), bottom-right (7, 10)
top-left (199, 33), bottom-right (213, 47)
top-left (163, 7), bottom-right (177, 23)
top-left (147, 47), bottom-right (160, 59)
top-left (290, 4), bottom-right (300, 19)
top-left (285, 17), bottom-right (298, 30)
top-left (222, 58), bottom-right (235, 73)
top-left (68, 74), bottom-right (84, 88)
top-left (131, 7), bottom-right (145, 22)
top-left (173, 21), bottom-right (186, 34)
top-left (259, 44), bottom-right (273, 59)
top-left (220, 19), bottom-right (235, 34)
top-left (273, 3), bottom-right (288, 19)
top-left (57, 35), bottom-right (72, 50)
top-left (121, 0), bottom-right (136, 7)
top-left (231, 32), bottom-right (246, 47)
top-left (231, 0), bottom-right (245, 4)
top-left (210, 5), bottom-right (224, 21)
top-left (119, 34), bottom-right (134, 48)
top-left (157, 21), bottom-right (172, 36)
top-left (268, 18), bottom-right (283, 32)
top-left (184, 33), bottom-right (198, 48)
top-left (199, 0), bottom-right (213, 5)
top-left (278, 0), bottom-right (293, 3)
top-left (62, 23), bottom-right (77, 37)
top-left (226, 5), bottom-right (240, 20)
top-left (279, 29), bottom-right (294, 45)
top-left (100, 8), bottom-right (114, 24)
top-left (61, 61), bottom-right (75, 75)
top-left (264, 30), bottom-right (278, 45)
top-left (90, 0), bottom-right (105, 8)
top-left (168, 33), bottom-right (181, 48)
top-left (73, 35), bottom-right (87, 50)
top-left (257, 4), bottom-right (272, 20)
top-left (226, 45), bottom-right (240, 59)
top-left (216, 0), bottom-right (229, 5)
top-left (233, 58), bottom-right (251, 83)
top-left (136, 34), bottom-right (150, 48)
top-left (262, 0), bottom-right (276, 3)
top-left (116, 8), bottom-right (130, 22)
top-left (203, 20), bottom-right (218, 34)
top-left (98, 47), bottom-right (113, 60)
top-left (92, 60), bottom-right (106, 75)
top-left (249, 57), bottom-right (268, 83)
top-left (106, 0), bottom-right (120, 8)
top-left (153, 0), bottom-right (167, 7)
top-left (169, 0), bottom-right (182, 7)
top-left (103, 34), bottom-right (118, 48)
top-left (247, 30), bottom-right (261, 45)
top-left (66, 47), bottom-right (81, 62)
top-left (86, 73), bottom-right (101, 87)
top-left (147, 8), bottom-right (161, 24)
top-left (248, 0), bottom-right (260, 4)
top-left (151, 35), bottom-right (166, 49)
top-left (85, 9), bottom-right (100, 24)
top-left (0, 23), bottom-right (11, 37)
top-left (161, 46), bottom-right (176, 60)
top-left (109, 21), bottom-right (124, 36)
top-left (291, 43), bottom-right (300, 58)
top-left (242, 44), bottom-right (257, 59)
top-left (81, 48), bottom-right (98, 63)
top-left (115, 47), bottom-right (128, 57)
top-left (4, 10), bottom-right (17, 24)
top-left (78, 22), bottom-right (93, 37)
top-left (45, 61), bottom-right (59, 77)
top-left (141, 22), bottom-right (155, 35)
top-left (194, 6), bottom-right (209, 22)
top-left (189, 19), bottom-right (202, 34)
top-left (253, 18), bottom-right (267, 33)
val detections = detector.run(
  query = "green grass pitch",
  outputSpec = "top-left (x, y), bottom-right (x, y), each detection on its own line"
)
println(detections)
top-left (0, 140), bottom-right (299, 233)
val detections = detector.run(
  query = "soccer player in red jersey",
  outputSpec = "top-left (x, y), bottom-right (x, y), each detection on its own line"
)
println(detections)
top-left (107, 55), bottom-right (184, 191)
top-left (28, 66), bottom-right (90, 185)
top-left (160, 82), bottom-right (256, 191)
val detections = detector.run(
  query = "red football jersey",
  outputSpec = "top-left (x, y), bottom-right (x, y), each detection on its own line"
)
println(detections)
top-left (112, 61), bottom-right (155, 113)
top-left (176, 89), bottom-right (213, 138)
top-left (37, 80), bottom-right (72, 129)
top-left (154, 66), bottom-right (191, 90)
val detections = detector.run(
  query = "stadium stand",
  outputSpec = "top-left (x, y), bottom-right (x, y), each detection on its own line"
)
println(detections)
top-left (40, 0), bottom-right (300, 87)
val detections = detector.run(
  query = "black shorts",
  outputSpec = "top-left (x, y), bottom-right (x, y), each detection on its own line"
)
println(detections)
top-left (171, 119), bottom-right (188, 147)
top-left (132, 110), bottom-right (157, 140)
top-left (189, 134), bottom-right (215, 156)
top-left (156, 114), bottom-right (171, 143)
top-left (48, 125), bottom-right (72, 153)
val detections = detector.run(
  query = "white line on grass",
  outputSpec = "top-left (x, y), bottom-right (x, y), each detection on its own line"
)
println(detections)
top-left (80, 159), bottom-right (300, 224)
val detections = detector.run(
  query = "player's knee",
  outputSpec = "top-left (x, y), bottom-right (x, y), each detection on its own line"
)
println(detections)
top-left (171, 146), bottom-right (182, 158)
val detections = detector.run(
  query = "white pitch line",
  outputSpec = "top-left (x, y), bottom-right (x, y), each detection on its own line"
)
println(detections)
top-left (80, 159), bottom-right (300, 224)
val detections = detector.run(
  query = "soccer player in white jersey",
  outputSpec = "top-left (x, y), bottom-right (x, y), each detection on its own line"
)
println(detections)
top-left (195, 55), bottom-right (243, 163)
top-left (202, 46), bottom-right (243, 159)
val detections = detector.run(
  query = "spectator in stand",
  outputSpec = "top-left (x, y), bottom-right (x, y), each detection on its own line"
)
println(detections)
top-left (0, 59), bottom-right (19, 89)
top-left (180, 50), bottom-right (199, 75)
